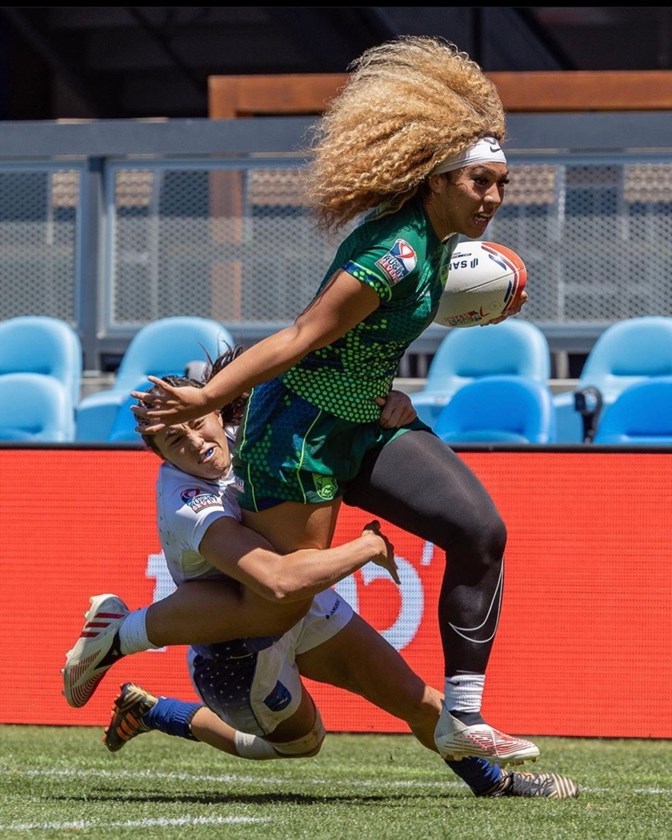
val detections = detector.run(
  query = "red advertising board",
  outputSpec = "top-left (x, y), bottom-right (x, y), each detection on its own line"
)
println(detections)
top-left (1, 447), bottom-right (670, 738)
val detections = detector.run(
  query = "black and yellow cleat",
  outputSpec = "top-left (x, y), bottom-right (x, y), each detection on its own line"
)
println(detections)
top-left (103, 682), bottom-right (157, 753)
top-left (476, 769), bottom-right (580, 799)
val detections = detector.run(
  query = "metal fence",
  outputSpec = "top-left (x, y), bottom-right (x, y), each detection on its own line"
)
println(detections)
top-left (1, 114), bottom-right (672, 377)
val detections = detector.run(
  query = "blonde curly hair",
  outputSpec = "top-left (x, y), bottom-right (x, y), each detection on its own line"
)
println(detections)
top-left (302, 35), bottom-right (506, 234)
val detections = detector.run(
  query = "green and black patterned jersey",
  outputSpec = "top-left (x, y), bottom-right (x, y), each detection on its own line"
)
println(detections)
top-left (281, 197), bottom-right (459, 422)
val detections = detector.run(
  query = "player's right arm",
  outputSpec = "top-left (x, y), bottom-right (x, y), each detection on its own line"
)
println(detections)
top-left (198, 517), bottom-right (398, 603)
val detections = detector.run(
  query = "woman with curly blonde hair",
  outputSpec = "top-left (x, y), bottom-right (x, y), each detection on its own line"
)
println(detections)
top-left (133, 35), bottom-right (534, 770)
top-left (305, 35), bottom-right (506, 234)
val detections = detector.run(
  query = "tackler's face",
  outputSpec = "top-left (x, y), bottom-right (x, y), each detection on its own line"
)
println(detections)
top-left (428, 162), bottom-right (509, 240)
top-left (154, 410), bottom-right (231, 480)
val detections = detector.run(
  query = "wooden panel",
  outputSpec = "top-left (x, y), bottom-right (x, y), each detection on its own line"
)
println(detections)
top-left (208, 73), bottom-right (348, 118)
top-left (209, 71), bottom-right (672, 117)
top-left (489, 70), bottom-right (672, 112)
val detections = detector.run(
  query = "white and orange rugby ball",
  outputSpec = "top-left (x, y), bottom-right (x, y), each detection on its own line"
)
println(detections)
top-left (434, 240), bottom-right (527, 328)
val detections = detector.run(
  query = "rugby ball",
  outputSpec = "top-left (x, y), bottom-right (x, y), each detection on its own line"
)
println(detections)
top-left (434, 240), bottom-right (527, 328)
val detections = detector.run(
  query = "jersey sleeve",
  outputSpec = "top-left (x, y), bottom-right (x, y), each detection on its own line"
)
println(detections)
top-left (171, 490), bottom-right (229, 554)
top-left (344, 235), bottom-right (420, 303)
top-left (159, 469), bottom-right (239, 555)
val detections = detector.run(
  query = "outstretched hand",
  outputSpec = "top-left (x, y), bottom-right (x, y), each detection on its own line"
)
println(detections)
top-left (131, 378), bottom-right (209, 434)
top-left (362, 520), bottom-right (400, 584)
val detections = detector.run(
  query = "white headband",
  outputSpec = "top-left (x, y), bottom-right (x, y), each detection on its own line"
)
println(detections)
top-left (431, 136), bottom-right (507, 176)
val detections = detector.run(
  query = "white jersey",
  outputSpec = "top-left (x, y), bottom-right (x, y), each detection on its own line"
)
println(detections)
top-left (153, 434), bottom-right (355, 736)
top-left (155, 456), bottom-right (244, 586)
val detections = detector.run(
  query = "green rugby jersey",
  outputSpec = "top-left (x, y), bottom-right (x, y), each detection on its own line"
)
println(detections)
top-left (281, 198), bottom-right (459, 422)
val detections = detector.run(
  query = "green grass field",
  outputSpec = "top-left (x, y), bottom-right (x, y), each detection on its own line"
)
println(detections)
top-left (1, 726), bottom-right (670, 839)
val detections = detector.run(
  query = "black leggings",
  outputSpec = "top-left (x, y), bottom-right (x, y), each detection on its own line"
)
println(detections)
top-left (343, 429), bottom-right (506, 675)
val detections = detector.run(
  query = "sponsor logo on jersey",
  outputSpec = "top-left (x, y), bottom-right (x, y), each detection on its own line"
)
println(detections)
top-left (375, 238), bottom-right (417, 284)
top-left (181, 487), bottom-right (221, 513)
top-left (181, 487), bottom-right (203, 502)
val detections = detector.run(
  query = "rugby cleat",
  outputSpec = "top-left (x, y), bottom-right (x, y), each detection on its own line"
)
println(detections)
top-left (104, 682), bottom-right (157, 752)
top-left (62, 593), bottom-right (128, 707)
top-left (434, 709), bottom-right (540, 765)
top-left (476, 768), bottom-right (580, 798)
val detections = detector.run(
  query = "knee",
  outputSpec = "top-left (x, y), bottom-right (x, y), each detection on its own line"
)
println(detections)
top-left (482, 509), bottom-right (507, 557)
top-left (270, 708), bottom-right (326, 759)
top-left (453, 507), bottom-right (507, 566)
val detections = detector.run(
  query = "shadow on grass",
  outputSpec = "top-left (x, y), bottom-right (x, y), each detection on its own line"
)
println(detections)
top-left (50, 789), bottom-right (458, 807)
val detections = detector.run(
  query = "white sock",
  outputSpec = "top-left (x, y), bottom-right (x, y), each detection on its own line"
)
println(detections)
top-left (443, 674), bottom-right (485, 714)
top-left (118, 608), bottom-right (159, 654)
top-left (234, 730), bottom-right (283, 761)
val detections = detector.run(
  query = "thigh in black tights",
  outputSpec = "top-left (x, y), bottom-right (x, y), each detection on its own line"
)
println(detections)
top-left (343, 429), bottom-right (507, 675)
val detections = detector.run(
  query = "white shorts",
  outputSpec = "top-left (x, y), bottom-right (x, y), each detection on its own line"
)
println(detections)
top-left (187, 588), bottom-right (353, 736)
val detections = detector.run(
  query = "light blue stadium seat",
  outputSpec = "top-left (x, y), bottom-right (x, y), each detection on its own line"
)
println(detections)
top-left (107, 388), bottom-right (151, 443)
top-left (554, 316), bottom-right (672, 443)
top-left (76, 317), bottom-right (235, 442)
top-left (0, 372), bottom-right (75, 442)
top-left (411, 320), bottom-right (551, 429)
top-left (592, 377), bottom-right (672, 445)
top-left (434, 375), bottom-right (557, 444)
top-left (0, 315), bottom-right (82, 440)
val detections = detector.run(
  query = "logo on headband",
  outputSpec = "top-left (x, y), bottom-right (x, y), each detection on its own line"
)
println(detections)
top-left (375, 238), bottom-right (417, 285)
top-left (432, 137), bottom-right (507, 176)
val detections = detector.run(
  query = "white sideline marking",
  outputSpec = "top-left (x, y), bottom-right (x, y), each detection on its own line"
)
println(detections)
top-left (12, 766), bottom-right (463, 789)
top-left (6, 767), bottom-right (672, 796)
top-left (0, 768), bottom-right (459, 835)
top-left (2, 816), bottom-right (268, 833)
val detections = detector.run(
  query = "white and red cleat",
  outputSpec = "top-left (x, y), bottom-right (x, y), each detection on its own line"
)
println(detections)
top-left (435, 708), bottom-right (540, 765)
top-left (61, 593), bottom-right (129, 708)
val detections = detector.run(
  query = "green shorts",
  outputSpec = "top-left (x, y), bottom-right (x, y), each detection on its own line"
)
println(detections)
top-left (233, 378), bottom-right (430, 511)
